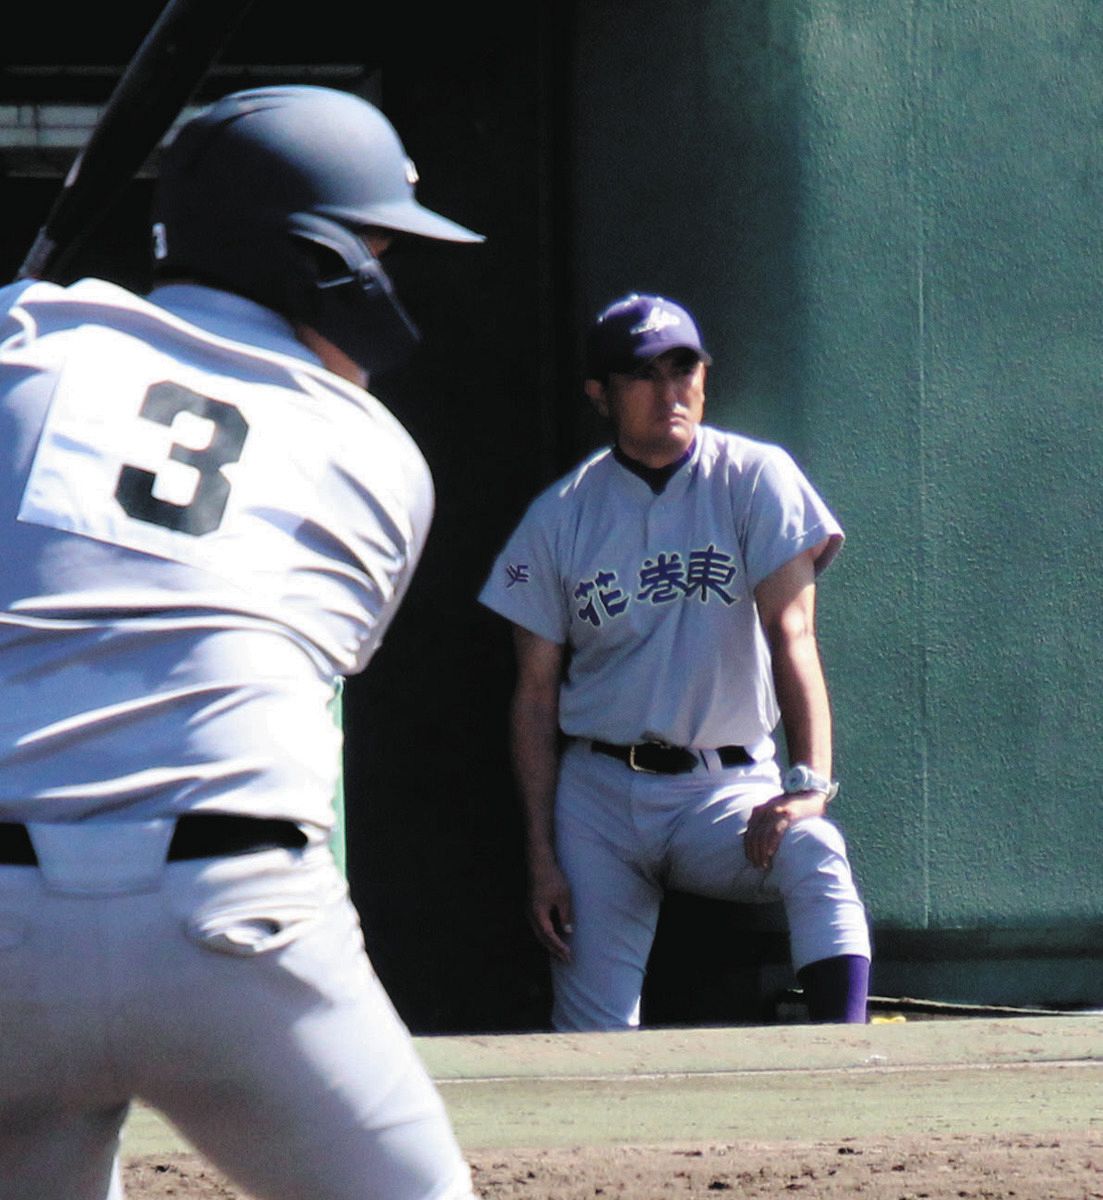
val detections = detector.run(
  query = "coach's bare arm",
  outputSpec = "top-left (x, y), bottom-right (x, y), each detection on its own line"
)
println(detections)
top-left (510, 624), bottom-right (573, 962)
top-left (743, 544), bottom-right (835, 869)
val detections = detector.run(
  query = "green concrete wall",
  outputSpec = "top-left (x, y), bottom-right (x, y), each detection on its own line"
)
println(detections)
top-left (571, 1), bottom-right (1103, 1004)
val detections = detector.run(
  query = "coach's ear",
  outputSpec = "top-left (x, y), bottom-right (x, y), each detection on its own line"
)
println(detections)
top-left (584, 378), bottom-right (608, 419)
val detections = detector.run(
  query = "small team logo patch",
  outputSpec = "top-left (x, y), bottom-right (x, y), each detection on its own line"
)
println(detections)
top-left (506, 563), bottom-right (530, 587)
top-left (631, 305), bottom-right (681, 336)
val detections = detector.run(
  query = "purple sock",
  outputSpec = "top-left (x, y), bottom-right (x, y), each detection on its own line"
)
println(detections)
top-left (797, 954), bottom-right (870, 1023)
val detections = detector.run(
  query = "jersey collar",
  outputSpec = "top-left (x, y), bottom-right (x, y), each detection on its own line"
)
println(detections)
top-left (612, 437), bottom-right (699, 496)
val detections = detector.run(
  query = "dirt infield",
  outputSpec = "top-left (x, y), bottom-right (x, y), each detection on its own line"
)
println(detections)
top-left (124, 1133), bottom-right (1103, 1199)
top-left (120, 1017), bottom-right (1103, 1197)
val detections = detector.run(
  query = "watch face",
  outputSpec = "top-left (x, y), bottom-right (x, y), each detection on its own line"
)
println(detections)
top-left (784, 765), bottom-right (828, 793)
top-left (784, 766), bottom-right (811, 791)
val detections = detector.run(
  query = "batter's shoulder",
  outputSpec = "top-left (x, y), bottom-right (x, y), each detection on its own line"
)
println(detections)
top-left (0, 278), bottom-right (68, 346)
top-left (0, 278), bottom-right (51, 313)
top-left (0, 277), bottom-right (159, 344)
top-left (5, 277), bottom-right (145, 315)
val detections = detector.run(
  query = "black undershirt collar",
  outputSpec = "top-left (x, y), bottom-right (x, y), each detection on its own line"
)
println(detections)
top-left (613, 441), bottom-right (696, 495)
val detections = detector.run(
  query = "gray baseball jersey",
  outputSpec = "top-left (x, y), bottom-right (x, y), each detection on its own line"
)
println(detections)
top-left (0, 278), bottom-right (475, 1200)
top-left (478, 425), bottom-right (843, 753)
top-left (0, 278), bottom-right (432, 831)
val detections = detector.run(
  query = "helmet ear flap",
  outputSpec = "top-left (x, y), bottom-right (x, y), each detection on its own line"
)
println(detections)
top-left (287, 234), bottom-right (356, 289)
top-left (284, 213), bottom-right (421, 380)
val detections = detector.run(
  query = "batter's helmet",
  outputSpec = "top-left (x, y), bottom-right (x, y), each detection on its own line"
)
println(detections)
top-left (151, 85), bottom-right (484, 377)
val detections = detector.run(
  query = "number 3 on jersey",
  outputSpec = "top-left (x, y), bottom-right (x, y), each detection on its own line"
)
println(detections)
top-left (115, 382), bottom-right (249, 536)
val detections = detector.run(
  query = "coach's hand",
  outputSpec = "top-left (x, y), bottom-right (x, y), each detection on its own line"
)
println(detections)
top-left (744, 792), bottom-right (827, 870)
top-left (528, 856), bottom-right (573, 962)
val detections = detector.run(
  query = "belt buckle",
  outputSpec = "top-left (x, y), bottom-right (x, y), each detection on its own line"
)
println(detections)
top-left (627, 743), bottom-right (660, 774)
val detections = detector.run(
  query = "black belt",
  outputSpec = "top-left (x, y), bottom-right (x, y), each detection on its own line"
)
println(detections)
top-left (590, 740), bottom-right (752, 774)
top-left (0, 815), bottom-right (306, 866)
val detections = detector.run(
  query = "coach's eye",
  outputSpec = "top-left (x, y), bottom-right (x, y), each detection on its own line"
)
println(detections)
top-left (669, 350), bottom-right (701, 373)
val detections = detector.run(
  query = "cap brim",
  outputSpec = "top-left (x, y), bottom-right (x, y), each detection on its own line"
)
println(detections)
top-left (361, 199), bottom-right (485, 243)
top-left (607, 343), bottom-right (711, 372)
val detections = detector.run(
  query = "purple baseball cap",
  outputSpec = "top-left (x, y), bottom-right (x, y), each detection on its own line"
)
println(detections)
top-left (584, 293), bottom-right (712, 379)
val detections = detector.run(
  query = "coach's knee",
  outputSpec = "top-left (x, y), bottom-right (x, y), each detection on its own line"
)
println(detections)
top-left (772, 815), bottom-right (852, 889)
top-left (772, 815), bottom-right (870, 967)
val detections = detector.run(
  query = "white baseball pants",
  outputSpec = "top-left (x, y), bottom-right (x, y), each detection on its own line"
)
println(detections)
top-left (550, 741), bottom-right (871, 1031)
top-left (0, 826), bottom-right (475, 1200)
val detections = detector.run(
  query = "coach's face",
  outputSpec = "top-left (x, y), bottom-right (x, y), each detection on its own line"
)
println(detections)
top-left (585, 348), bottom-right (706, 468)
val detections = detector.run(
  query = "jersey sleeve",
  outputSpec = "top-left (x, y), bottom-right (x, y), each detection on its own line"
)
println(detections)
top-left (739, 445), bottom-right (844, 590)
top-left (477, 497), bottom-right (568, 645)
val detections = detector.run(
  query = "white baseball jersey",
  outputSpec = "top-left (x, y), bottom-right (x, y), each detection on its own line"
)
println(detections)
top-left (0, 278), bottom-right (433, 830)
top-left (478, 425), bottom-right (843, 751)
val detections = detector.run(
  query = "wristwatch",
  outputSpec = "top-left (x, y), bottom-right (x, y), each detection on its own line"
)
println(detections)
top-left (781, 763), bottom-right (839, 802)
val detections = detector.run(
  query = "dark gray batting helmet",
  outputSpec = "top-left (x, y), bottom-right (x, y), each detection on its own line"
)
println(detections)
top-left (151, 85), bottom-right (483, 377)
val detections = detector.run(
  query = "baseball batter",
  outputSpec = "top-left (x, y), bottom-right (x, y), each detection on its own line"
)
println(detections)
top-left (479, 293), bottom-right (871, 1031)
top-left (0, 87), bottom-right (482, 1200)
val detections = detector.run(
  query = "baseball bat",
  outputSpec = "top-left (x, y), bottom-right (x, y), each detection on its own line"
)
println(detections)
top-left (18, 0), bottom-right (258, 283)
